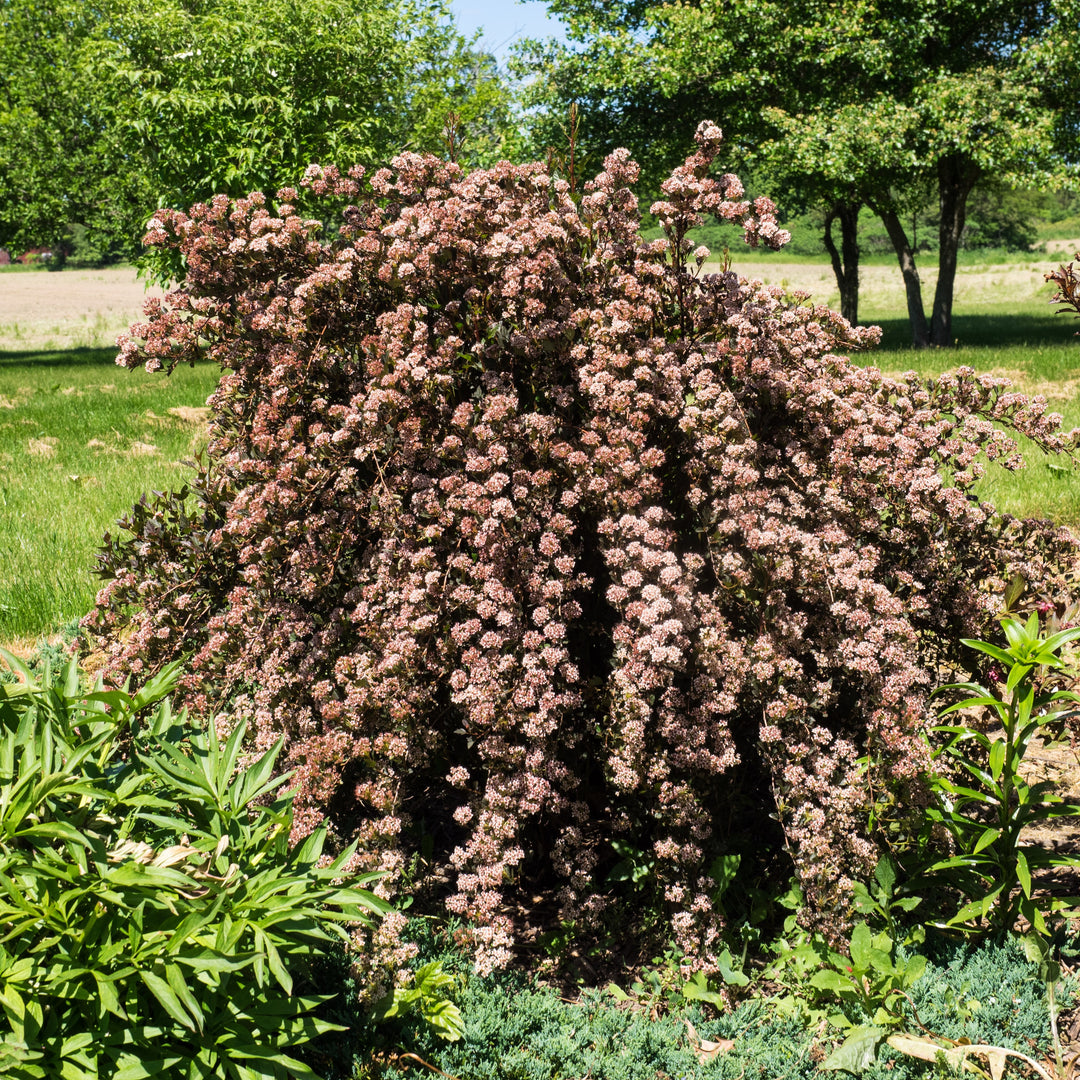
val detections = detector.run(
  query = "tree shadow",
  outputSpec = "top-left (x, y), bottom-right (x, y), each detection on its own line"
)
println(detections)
top-left (868, 311), bottom-right (1079, 353)
top-left (0, 346), bottom-right (119, 370)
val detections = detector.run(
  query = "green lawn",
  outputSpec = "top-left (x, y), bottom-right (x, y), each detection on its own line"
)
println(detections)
top-left (729, 256), bottom-right (1080, 527)
top-left (862, 305), bottom-right (1080, 526)
top-left (0, 345), bottom-right (218, 642)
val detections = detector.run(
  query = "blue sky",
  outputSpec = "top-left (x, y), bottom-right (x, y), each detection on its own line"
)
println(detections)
top-left (450, 0), bottom-right (568, 64)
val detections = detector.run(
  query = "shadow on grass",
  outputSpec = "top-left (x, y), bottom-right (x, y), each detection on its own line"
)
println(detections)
top-left (0, 346), bottom-right (120, 369)
top-left (867, 311), bottom-right (1080, 352)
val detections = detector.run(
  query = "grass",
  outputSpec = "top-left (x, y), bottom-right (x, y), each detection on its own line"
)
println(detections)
top-left (0, 345), bottom-right (218, 642)
top-left (729, 259), bottom-right (1080, 527)
top-left (0, 311), bottom-right (124, 352)
top-left (862, 304), bottom-right (1080, 526)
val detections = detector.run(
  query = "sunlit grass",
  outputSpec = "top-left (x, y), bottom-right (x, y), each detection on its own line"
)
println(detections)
top-left (855, 303), bottom-right (1080, 526)
top-left (0, 346), bottom-right (219, 641)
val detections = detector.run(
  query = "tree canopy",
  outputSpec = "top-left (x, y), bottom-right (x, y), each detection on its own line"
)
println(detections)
top-left (0, 0), bottom-right (519, 263)
top-left (523, 0), bottom-right (1074, 345)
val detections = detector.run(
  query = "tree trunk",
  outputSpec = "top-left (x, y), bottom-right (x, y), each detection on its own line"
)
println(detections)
top-left (930, 154), bottom-right (979, 347)
top-left (877, 206), bottom-right (930, 348)
top-left (823, 199), bottom-right (860, 325)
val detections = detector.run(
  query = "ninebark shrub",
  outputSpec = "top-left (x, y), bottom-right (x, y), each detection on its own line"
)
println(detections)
top-left (86, 124), bottom-right (1079, 973)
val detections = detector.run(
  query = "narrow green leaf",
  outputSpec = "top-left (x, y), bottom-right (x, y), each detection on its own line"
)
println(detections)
top-left (1016, 850), bottom-right (1032, 898)
top-left (165, 963), bottom-right (204, 1034)
top-left (1006, 662), bottom-right (1032, 695)
top-left (959, 639), bottom-right (1014, 665)
top-left (255, 927), bottom-right (293, 996)
top-left (114, 1057), bottom-right (166, 1080)
top-left (1017, 682), bottom-right (1035, 728)
top-left (938, 695), bottom-right (1003, 716)
top-left (946, 900), bottom-right (984, 926)
top-left (0, 649), bottom-right (35, 687)
top-left (988, 739), bottom-right (1006, 781)
top-left (92, 972), bottom-right (125, 1020)
top-left (105, 863), bottom-right (197, 890)
top-left (139, 969), bottom-right (197, 1032)
top-left (1042, 625), bottom-right (1080, 653)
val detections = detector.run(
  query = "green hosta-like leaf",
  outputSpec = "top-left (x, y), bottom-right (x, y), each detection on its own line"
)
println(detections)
top-left (873, 855), bottom-right (898, 895)
top-left (424, 998), bottom-right (465, 1043)
top-left (901, 953), bottom-right (927, 988)
top-left (810, 968), bottom-right (853, 995)
top-left (681, 970), bottom-right (726, 1008)
top-left (848, 922), bottom-right (872, 971)
top-left (716, 947), bottom-right (749, 987)
top-left (819, 1025), bottom-right (887, 1073)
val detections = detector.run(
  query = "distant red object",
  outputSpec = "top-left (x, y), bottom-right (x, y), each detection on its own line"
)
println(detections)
top-left (17, 248), bottom-right (53, 264)
top-left (0, 250), bottom-right (10, 265)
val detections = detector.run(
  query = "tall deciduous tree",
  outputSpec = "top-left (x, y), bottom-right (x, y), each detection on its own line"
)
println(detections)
top-left (0, 0), bottom-right (143, 258)
top-left (524, 0), bottom-right (1071, 345)
top-left (0, 0), bottom-right (519, 262)
top-left (95, 0), bottom-right (520, 212)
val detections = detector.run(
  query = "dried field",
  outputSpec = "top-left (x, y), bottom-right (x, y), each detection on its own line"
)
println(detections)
top-left (0, 266), bottom-right (163, 352)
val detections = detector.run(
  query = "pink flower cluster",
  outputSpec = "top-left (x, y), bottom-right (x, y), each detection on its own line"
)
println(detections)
top-left (86, 123), bottom-right (1080, 970)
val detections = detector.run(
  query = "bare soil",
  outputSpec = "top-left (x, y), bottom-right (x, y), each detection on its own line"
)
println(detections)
top-left (0, 267), bottom-right (162, 351)
top-left (1046, 239), bottom-right (1080, 258)
top-left (1019, 735), bottom-right (1080, 883)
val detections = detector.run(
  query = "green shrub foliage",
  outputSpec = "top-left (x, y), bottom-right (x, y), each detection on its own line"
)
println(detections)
top-left (86, 123), bottom-right (1079, 971)
top-left (0, 650), bottom-right (388, 1079)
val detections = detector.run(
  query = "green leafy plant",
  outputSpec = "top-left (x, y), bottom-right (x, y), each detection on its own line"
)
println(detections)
top-left (606, 943), bottom-right (748, 1019)
top-left (606, 839), bottom-right (657, 891)
top-left (922, 613), bottom-right (1080, 934)
top-left (0, 649), bottom-right (390, 1079)
top-left (706, 853), bottom-right (777, 964)
top-left (851, 855), bottom-right (924, 948)
top-left (1022, 932), bottom-right (1067, 1077)
top-left (783, 921), bottom-right (927, 1074)
top-left (804, 922), bottom-right (927, 1029)
top-left (372, 961), bottom-right (465, 1043)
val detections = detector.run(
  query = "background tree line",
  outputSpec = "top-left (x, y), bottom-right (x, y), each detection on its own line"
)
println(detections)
top-left (3, 0), bottom-right (1080, 347)
top-left (519, 0), bottom-right (1080, 345)
top-left (0, 0), bottom-right (518, 268)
